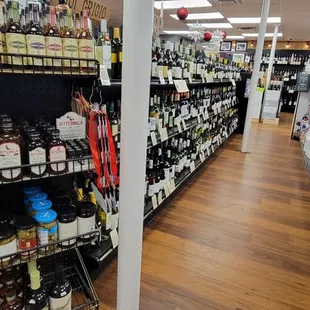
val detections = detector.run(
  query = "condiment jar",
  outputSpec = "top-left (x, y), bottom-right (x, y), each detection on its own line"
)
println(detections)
top-left (0, 224), bottom-right (17, 268)
top-left (57, 206), bottom-right (77, 248)
top-left (34, 210), bottom-right (57, 255)
top-left (27, 192), bottom-right (48, 216)
top-left (15, 216), bottom-right (37, 261)
top-left (76, 202), bottom-right (96, 240)
top-left (23, 186), bottom-right (41, 203)
top-left (31, 200), bottom-right (52, 218)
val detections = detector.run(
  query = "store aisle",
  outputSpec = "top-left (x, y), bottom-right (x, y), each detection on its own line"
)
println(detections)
top-left (96, 114), bottom-right (310, 310)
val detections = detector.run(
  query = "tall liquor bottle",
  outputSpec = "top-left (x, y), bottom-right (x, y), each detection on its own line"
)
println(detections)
top-left (78, 10), bottom-right (94, 72)
top-left (26, 3), bottom-right (46, 68)
top-left (111, 27), bottom-right (121, 79)
top-left (49, 265), bottom-right (72, 310)
top-left (95, 19), bottom-right (111, 76)
top-left (62, 9), bottom-right (78, 70)
top-left (45, 6), bottom-right (62, 68)
top-left (6, 0), bottom-right (27, 67)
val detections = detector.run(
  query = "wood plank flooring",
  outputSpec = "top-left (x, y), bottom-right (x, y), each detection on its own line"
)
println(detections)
top-left (95, 114), bottom-right (310, 310)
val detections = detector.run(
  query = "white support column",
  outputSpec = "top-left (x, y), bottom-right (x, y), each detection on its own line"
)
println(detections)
top-left (241, 0), bottom-right (271, 153)
top-left (266, 25), bottom-right (279, 87)
top-left (117, 0), bottom-right (154, 309)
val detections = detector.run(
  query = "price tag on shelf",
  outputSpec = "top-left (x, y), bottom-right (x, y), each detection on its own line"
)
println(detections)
top-left (289, 90), bottom-right (295, 93)
top-left (169, 179), bottom-right (176, 193)
top-left (110, 229), bottom-right (119, 249)
top-left (160, 127), bottom-right (168, 142)
top-left (164, 183), bottom-right (170, 197)
top-left (158, 71), bottom-right (165, 84)
top-left (190, 161), bottom-right (195, 173)
top-left (197, 114), bottom-right (201, 124)
top-left (158, 190), bottom-right (163, 205)
top-left (100, 65), bottom-right (111, 86)
top-left (168, 70), bottom-right (174, 84)
top-left (152, 195), bottom-right (158, 209)
top-left (174, 80), bottom-right (189, 93)
top-left (150, 131), bottom-right (157, 146)
top-left (206, 147), bottom-right (210, 156)
top-left (181, 119), bottom-right (187, 131)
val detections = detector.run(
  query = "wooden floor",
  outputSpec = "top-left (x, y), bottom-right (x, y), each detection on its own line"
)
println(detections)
top-left (95, 114), bottom-right (310, 310)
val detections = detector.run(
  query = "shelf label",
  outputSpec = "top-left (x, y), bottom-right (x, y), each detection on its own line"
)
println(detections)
top-left (169, 179), bottom-right (176, 193)
top-left (190, 161), bottom-right (195, 173)
top-left (181, 119), bottom-right (187, 131)
top-left (158, 190), bottom-right (163, 205)
top-left (206, 147), bottom-right (210, 156)
top-left (168, 70), bottom-right (174, 84)
top-left (56, 112), bottom-right (86, 140)
top-left (164, 183), bottom-right (170, 197)
top-left (211, 145), bottom-right (215, 153)
top-left (152, 195), bottom-right (158, 209)
top-left (160, 127), bottom-right (168, 142)
top-left (100, 65), bottom-right (111, 85)
top-left (150, 131), bottom-right (157, 146)
top-left (174, 80), bottom-right (189, 93)
top-left (158, 71), bottom-right (165, 84)
top-left (110, 229), bottom-right (119, 249)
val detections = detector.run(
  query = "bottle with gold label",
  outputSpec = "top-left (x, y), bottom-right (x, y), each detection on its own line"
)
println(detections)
top-left (111, 27), bottom-right (121, 79)
top-left (62, 9), bottom-right (78, 71)
top-left (6, 0), bottom-right (27, 68)
top-left (45, 5), bottom-right (62, 69)
top-left (78, 10), bottom-right (94, 72)
top-left (26, 3), bottom-right (46, 69)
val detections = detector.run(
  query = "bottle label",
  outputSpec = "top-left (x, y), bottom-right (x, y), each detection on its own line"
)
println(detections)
top-left (0, 237), bottom-right (17, 262)
top-left (197, 63), bottom-right (203, 75)
top-left (49, 290), bottom-right (72, 310)
top-left (174, 66), bottom-right (182, 79)
top-left (151, 62), bottom-right (157, 77)
top-left (0, 142), bottom-right (21, 179)
top-left (6, 33), bottom-right (27, 65)
top-left (78, 39), bottom-right (95, 67)
top-left (102, 45), bottom-right (111, 69)
top-left (148, 184), bottom-right (155, 197)
top-left (26, 34), bottom-right (46, 66)
top-left (58, 219), bottom-right (77, 245)
top-left (29, 147), bottom-right (46, 175)
top-left (77, 214), bottom-right (95, 236)
top-left (62, 38), bottom-right (79, 67)
top-left (163, 65), bottom-right (168, 78)
top-left (111, 52), bottom-right (117, 64)
top-left (112, 124), bottom-right (118, 136)
top-left (46, 36), bottom-right (62, 66)
top-left (119, 52), bottom-right (123, 62)
top-left (49, 145), bottom-right (66, 172)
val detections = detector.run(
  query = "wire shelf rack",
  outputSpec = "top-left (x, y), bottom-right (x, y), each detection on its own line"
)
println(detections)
top-left (0, 53), bottom-right (100, 77)
top-left (0, 156), bottom-right (94, 184)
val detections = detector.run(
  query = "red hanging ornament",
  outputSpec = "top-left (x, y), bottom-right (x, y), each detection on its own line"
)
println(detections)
top-left (221, 30), bottom-right (227, 40)
top-left (204, 31), bottom-right (213, 42)
top-left (177, 7), bottom-right (189, 20)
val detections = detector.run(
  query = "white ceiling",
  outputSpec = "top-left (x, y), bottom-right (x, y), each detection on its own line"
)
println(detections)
top-left (103, 0), bottom-right (310, 41)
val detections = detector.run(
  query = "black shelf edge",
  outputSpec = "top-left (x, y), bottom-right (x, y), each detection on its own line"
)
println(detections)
top-left (85, 125), bottom-right (238, 281)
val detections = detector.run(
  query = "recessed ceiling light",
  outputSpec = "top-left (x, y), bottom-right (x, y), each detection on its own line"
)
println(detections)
top-left (228, 17), bottom-right (281, 24)
top-left (154, 0), bottom-right (211, 10)
top-left (226, 35), bottom-right (245, 39)
top-left (187, 23), bottom-right (232, 28)
top-left (163, 30), bottom-right (190, 34)
top-left (170, 12), bottom-right (223, 20)
top-left (242, 33), bottom-right (283, 37)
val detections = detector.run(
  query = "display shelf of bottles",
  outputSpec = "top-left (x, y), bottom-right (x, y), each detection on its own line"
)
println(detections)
top-left (0, 225), bottom-right (101, 270)
top-left (0, 53), bottom-right (99, 77)
top-left (0, 156), bottom-right (94, 184)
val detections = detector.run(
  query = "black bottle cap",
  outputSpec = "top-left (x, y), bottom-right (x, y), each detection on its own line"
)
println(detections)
top-left (15, 216), bottom-right (36, 230)
top-left (77, 201), bottom-right (96, 217)
top-left (0, 223), bottom-right (15, 240)
top-left (57, 206), bottom-right (77, 222)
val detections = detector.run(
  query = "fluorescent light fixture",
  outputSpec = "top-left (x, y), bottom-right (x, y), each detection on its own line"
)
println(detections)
top-left (163, 30), bottom-right (190, 34)
top-left (154, 0), bottom-right (211, 10)
top-left (228, 17), bottom-right (281, 24)
top-left (242, 33), bottom-right (283, 37)
top-left (170, 12), bottom-right (224, 20)
top-left (226, 35), bottom-right (245, 39)
top-left (187, 23), bottom-right (232, 28)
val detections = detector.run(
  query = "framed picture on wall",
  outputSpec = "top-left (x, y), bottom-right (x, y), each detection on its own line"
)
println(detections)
top-left (236, 42), bottom-right (248, 52)
top-left (220, 41), bottom-right (232, 51)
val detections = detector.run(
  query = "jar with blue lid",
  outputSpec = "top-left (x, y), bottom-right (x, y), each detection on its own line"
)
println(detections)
top-left (27, 192), bottom-right (48, 216)
top-left (32, 200), bottom-right (52, 218)
top-left (23, 186), bottom-right (41, 209)
top-left (34, 209), bottom-right (57, 255)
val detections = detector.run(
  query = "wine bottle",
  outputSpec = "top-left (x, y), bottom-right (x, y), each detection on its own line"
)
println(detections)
top-left (49, 265), bottom-right (72, 310)
top-left (25, 270), bottom-right (48, 310)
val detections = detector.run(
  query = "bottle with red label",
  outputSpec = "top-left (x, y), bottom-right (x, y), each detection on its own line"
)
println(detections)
top-left (0, 121), bottom-right (22, 182)
top-left (47, 129), bottom-right (67, 175)
top-left (44, 5), bottom-right (62, 69)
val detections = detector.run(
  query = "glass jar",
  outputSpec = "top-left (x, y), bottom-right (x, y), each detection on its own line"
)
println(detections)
top-left (34, 210), bottom-right (57, 255)
top-left (57, 206), bottom-right (77, 248)
top-left (0, 224), bottom-right (17, 268)
top-left (76, 201), bottom-right (96, 240)
top-left (15, 216), bottom-right (37, 261)
top-left (31, 200), bottom-right (52, 218)
top-left (26, 192), bottom-right (48, 216)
